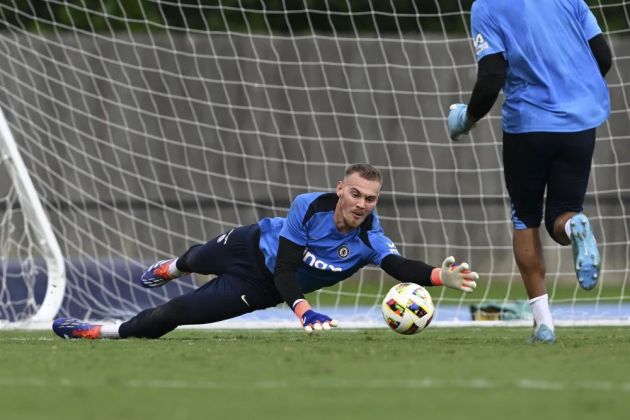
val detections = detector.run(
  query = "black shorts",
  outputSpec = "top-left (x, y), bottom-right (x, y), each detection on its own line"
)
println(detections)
top-left (503, 128), bottom-right (596, 230)
top-left (172, 223), bottom-right (282, 323)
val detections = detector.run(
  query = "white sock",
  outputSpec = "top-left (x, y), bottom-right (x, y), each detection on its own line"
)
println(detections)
top-left (99, 323), bottom-right (121, 339)
top-left (564, 218), bottom-right (573, 241)
top-left (528, 294), bottom-right (554, 331)
top-left (168, 258), bottom-right (185, 277)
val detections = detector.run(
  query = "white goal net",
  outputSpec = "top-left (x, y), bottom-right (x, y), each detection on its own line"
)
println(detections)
top-left (1, 1), bottom-right (629, 328)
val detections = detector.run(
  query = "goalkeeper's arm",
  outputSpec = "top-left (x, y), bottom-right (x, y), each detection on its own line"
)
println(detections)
top-left (273, 236), bottom-right (338, 332)
top-left (381, 254), bottom-right (478, 293)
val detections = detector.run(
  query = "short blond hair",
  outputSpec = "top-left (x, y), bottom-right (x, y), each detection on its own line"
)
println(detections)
top-left (344, 163), bottom-right (383, 184)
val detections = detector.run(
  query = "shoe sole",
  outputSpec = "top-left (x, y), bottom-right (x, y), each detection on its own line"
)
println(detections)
top-left (530, 334), bottom-right (555, 344)
top-left (571, 214), bottom-right (600, 290)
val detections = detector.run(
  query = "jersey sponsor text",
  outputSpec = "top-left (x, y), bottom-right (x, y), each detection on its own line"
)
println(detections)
top-left (303, 250), bottom-right (343, 272)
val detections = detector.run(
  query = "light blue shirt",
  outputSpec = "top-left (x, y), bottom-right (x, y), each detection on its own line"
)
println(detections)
top-left (471, 0), bottom-right (610, 133)
top-left (257, 192), bottom-right (399, 294)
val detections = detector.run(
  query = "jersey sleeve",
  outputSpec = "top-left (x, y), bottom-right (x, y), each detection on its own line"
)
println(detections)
top-left (576, 0), bottom-right (602, 40)
top-left (471, 1), bottom-right (505, 62)
top-left (279, 193), bottom-right (312, 246)
top-left (366, 219), bottom-right (400, 266)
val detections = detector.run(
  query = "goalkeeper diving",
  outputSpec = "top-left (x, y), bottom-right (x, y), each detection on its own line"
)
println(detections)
top-left (53, 163), bottom-right (478, 339)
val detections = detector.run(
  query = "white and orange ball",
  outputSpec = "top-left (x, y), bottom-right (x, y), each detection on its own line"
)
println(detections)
top-left (381, 283), bottom-right (435, 335)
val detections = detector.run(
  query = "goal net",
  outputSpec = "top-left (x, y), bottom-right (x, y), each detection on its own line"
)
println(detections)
top-left (1, 1), bottom-right (629, 328)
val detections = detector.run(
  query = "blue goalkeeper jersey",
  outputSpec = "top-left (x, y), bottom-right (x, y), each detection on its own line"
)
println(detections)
top-left (257, 192), bottom-right (400, 294)
top-left (471, 0), bottom-right (610, 133)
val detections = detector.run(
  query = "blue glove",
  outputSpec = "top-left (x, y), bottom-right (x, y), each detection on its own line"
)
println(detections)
top-left (300, 309), bottom-right (339, 333)
top-left (448, 103), bottom-right (476, 140)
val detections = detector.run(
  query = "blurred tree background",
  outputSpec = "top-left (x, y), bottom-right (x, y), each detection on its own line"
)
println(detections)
top-left (0, 0), bottom-right (626, 34)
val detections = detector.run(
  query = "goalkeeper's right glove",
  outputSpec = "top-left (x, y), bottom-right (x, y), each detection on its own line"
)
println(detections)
top-left (292, 299), bottom-right (338, 333)
top-left (447, 103), bottom-right (476, 140)
top-left (431, 256), bottom-right (478, 293)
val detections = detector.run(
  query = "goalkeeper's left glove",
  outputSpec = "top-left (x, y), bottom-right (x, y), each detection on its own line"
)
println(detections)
top-left (431, 256), bottom-right (478, 293)
top-left (292, 299), bottom-right (338, 333)
top-left (447, 103), bottom-right (476, 140)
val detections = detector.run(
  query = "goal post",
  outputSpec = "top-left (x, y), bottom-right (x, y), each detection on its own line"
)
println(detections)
top-left (0, 107), bottom-right (65, 325)
top-left (0, 1), bottom-right (629, 328)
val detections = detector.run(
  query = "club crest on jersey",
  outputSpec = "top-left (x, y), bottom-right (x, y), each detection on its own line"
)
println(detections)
top-left (338, 245), bottom-right (350, 258)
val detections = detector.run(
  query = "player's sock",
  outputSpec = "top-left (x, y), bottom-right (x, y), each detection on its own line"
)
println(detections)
top-left (168, 258), bottom-right (185, 278)
top-left (528, 293), bottom-right (554, 332)
top-left (99, 323), bottom-right (121, 339)
top-left (564, 218), bottom-right (572, 240)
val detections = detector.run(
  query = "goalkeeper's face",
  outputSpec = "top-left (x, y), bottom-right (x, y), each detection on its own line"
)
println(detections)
top-left (334, 173), bottom-right (381, 233)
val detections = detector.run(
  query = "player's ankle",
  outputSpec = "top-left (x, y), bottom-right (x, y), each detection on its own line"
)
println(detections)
top-left (528, 294), bottom-right (554, 332)
top-left (99, 323), bottom-right (121, 339)
top-left (168, 258), bottom-right (186, 278)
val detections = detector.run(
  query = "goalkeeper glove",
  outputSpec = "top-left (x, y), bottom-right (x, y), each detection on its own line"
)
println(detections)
top-left (292, 299), bottom-right (339, 333)
top-left (448, 103), bottom-right (476, 140)
top-left (431, 256), bottom-right (478, 293)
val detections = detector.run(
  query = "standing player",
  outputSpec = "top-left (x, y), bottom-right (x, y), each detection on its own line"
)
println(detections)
top-left (52, 163), bottom-right (478, 339)
top-left (447, 0), bottom-right (612, 343)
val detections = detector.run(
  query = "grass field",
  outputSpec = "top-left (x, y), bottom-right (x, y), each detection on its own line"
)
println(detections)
top-left (1, 327), bottom-right (629, 420)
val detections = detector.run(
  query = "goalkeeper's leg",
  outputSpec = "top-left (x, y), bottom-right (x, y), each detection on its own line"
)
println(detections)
top-left (54, 274), bottom-right (282, 339)
top-left (119, 273), bottom-right (282, 338)
top-left (53, 224), bottom-right (281, 339)
top-left (140, 225), bottom-right (258, 288)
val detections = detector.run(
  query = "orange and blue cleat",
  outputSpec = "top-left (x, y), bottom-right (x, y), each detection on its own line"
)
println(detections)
top-left (140, 259), bottom-right (176, 288)
top-left (53, 317), bottom-right (102, 339)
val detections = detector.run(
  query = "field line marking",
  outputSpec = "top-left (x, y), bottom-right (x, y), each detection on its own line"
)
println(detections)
top-left (1, 377), bottom-right (630, 392)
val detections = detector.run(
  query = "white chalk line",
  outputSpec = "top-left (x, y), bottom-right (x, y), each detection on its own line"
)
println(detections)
top-left (0, 377), bottom-right (629, 392)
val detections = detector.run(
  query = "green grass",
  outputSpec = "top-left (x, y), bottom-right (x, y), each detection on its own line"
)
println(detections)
top-left (1, 328), bottom-right (630, 420)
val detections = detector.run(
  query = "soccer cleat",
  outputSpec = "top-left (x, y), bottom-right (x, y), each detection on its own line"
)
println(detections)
top-left (140, 259), bottom-right (177, 288)
top-left (530, 324), bottom-right (555, 344)
top-left (52, 317), bottom-right (102, 340)
top-left (570, 214), bottom-right (601, 290)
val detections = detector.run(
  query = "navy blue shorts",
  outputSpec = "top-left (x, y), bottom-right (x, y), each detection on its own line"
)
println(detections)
top-left (119, 224), bottom-right (283, 338)
top-left (503, 128), bottom-right (596, 231)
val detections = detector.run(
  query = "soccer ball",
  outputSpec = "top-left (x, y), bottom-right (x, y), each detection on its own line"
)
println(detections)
top-left (381, 283), bottom-right (435, 335)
